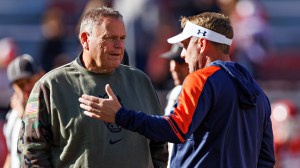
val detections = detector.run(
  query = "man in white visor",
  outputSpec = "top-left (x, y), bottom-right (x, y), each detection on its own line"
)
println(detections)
top-left (79, 12), bottom-right (275, 168)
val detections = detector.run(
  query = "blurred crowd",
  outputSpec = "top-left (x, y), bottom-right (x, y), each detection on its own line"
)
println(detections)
top-left (0, 0), bottom-right (299, 167)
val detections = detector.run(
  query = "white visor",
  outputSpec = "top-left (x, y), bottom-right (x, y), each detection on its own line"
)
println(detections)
top-left (167, 21), bottom-right (232, 46)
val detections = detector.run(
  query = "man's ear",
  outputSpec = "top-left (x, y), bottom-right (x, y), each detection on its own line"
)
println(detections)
top-left (80, 32), bottom-right (89, 50)
top-left (198, 38), bottom-right (207, 53)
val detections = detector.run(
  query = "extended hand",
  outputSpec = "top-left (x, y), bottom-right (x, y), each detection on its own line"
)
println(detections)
top-left (79, 84), bottom-right (121, 123)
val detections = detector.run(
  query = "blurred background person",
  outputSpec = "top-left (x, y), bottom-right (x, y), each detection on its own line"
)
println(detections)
top-left (161, 45), bottom-right (189, 115)
top-left (3, 54), bottom-right (44, 168)
top-left (271, 99), bottom-right (300, 168)
top-left (0, 37), bottom-right (17, 167)
top-left (39, 6), bottom-right (67, 72)
top-left (113, 0), bottom-right (160, 69)
top-left (218, 0), bottom-right (270, 78)
top-left (160, 44), bottom-right (189, 168)
top-left (0, 38), bottom-right (16, 114)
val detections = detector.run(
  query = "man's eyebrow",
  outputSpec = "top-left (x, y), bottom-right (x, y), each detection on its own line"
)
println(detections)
top-left (104, 34), bottom-right (126, 38)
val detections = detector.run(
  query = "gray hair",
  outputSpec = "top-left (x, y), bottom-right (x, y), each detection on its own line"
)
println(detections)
top-left (79, 6), bottom-right (123, 39)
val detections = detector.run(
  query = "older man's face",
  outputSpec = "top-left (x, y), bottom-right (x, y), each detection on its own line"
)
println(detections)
top-left (87, 17), bottom-right (126, 73)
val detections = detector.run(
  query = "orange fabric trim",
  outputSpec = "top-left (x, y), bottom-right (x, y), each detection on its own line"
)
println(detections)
top-left (169, 66), bottom-right (220, 139)
top-left (163, 116), bottom-right (185, 142)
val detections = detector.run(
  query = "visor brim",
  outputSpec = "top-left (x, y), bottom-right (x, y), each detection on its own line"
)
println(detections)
top-left (167, 33), bottom-right (191, 47)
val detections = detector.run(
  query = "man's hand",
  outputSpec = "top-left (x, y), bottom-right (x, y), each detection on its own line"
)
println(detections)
top-left (79, 84), bottom-right (121, 123)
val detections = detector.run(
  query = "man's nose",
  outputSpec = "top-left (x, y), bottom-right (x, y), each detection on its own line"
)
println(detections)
top-left (114, 39), bottom-right (124, 48)
top-left (181, 48), bottom-right (186, 58)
